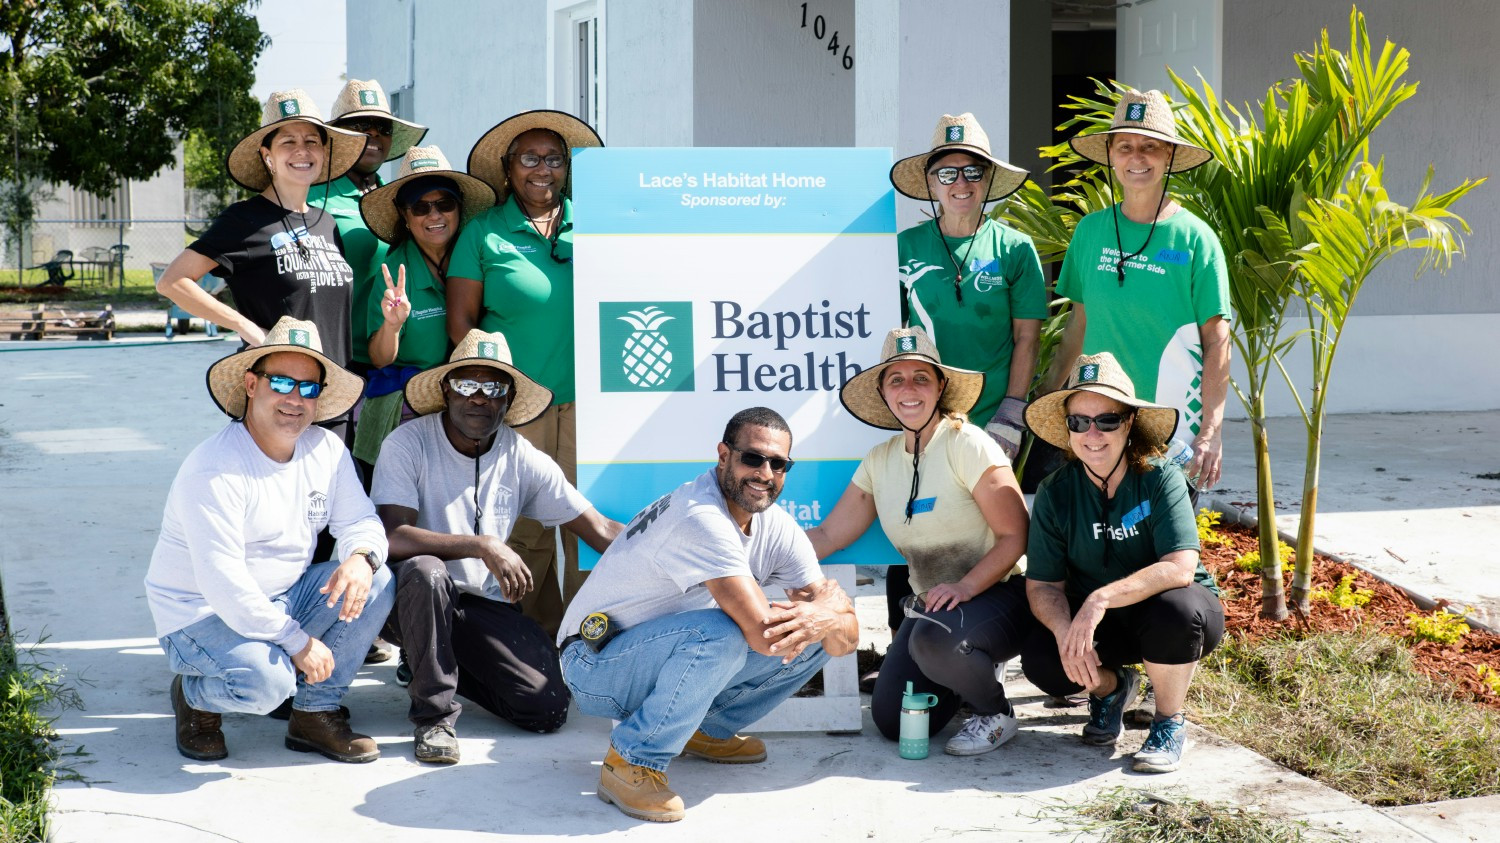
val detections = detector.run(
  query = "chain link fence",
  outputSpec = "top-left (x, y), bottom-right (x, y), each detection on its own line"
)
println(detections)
top-left (1, 219), bottom-right (211, 288)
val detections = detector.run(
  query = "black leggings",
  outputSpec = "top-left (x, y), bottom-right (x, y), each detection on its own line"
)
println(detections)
top-left (1021, 583), bottom-right (1224, 698)
top-left (872, 576), bottom-right (1038, 740)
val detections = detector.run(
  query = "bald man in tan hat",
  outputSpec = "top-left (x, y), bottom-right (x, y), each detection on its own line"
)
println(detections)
top-left (145, 317), bottom-right (393, 764)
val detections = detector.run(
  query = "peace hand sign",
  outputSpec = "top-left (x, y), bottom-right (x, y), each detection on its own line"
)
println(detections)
top-left (380, 264), bottom-right (411, 326)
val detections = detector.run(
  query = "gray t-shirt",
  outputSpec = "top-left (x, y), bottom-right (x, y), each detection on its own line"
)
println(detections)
top-left (557, 469), bottom-right (823, 646)
top-left (372, 412), bottom-right (589, 600)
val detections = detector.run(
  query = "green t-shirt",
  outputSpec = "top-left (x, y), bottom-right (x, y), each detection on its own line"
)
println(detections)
top-left (1027, 459), bottom-right (1217, 600)
top-left (368, 239), bottom-right (450, 370)
top-left (448, 196), bottom-right (576, 402)
top-left (898, 218), bottom-right (1048, 426)
top-left (1055, 206), bottom-right (1230, 447)
top-left (311, 174), bottom-right (388, 366)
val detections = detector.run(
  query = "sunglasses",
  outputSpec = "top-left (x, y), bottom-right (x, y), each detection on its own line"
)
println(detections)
top-left (406, 196), bottom-right (459, 216)
top-left (341, 118), bottom-right (393, 137)
top-left (254, 371), bottom-right (324, 399)
top-left (725, 445), bottom-right (795, 474)
top-left (513, 153), bottom-right (567, 169)
top-left (929, 164), bottom-right (989, 185)
top-left (899, 595), bottom-right (953, 633)
top-left (448, 378), bottom-right (511, 399)
top-left (1065, 412), bottom-right (1131, 433)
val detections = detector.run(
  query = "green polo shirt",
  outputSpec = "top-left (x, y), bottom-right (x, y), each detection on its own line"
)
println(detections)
top-left (368, 239), bottom-right (450, 370)
top-left (448, 196), bottom-right (576, 402)
top-left (1027, 459), bottom-right (1217, 600)
top-left (312, 174), bottom-right (388, 366)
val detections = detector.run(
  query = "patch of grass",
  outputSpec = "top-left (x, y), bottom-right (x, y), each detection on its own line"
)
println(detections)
top-left (1234, 541), bottom-right (1293, 574)
top-left (1405, 608), bottom-right (1471, 646)
top-left (1310, 574), bottom-right (1373, 609)
top-left (1189, 629), bottom-right (1500, 805)
top-left (1196, 509), bottom-right (1232, 549)
top-left (0, 634), bottom-right (85, 842)
top-left (1036, 786), bottom-right (1315, 842)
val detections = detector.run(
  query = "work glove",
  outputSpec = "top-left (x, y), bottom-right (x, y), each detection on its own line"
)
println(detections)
top-left (984, 396), bottom-right (1028, 463)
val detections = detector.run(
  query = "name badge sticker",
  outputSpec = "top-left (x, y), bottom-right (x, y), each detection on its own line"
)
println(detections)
top-left (909, 496), bottom-right (937, 515)
top-left (1121, 500), bottom-right (1151, 531)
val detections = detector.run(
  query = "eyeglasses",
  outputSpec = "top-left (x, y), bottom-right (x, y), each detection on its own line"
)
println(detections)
top-left (1065, 412), bottom-right (1131, 433)
top-left (513, 153), bottom-right (567, 169)
top-left (929, 164), bottom-right (989, 185)
top-left (254, 371), bottom-right (324, 399)
top-left (406, 196), bottom-right (459, 216)
top-left (340, 118), bottom-right (393, 137)
top-left (448, 378), bottom-right (511, 399)
top-left (724, 445), bottom-right (795, 474)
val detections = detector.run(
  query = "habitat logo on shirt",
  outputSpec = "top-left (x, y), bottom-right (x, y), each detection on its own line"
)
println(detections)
top-left (599, 302), bottom-right (696, 392)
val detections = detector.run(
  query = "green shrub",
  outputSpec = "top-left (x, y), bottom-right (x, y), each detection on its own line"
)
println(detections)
top-left (1311, 573), bottom-right (1373, 609)
top-left (1405, 609), bottom-right (1471, 646)
top-left (1196, 509), bottom-right (1233, 549)
top-left (1235, 541), bottom-right (1293, 573)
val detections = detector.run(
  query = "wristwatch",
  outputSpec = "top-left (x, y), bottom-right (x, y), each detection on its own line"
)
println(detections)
top-left (354, 548), bottom-right (381, 573)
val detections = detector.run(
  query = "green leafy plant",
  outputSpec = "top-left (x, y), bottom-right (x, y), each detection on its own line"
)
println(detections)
top-left (0, 634), bottom-right (85, 841)
top-left (1311, 573), bottom-right (1373, 609)
top-left (1235, 541), bottom-right (1293, 574)
top-left (1196, 509), bottom-right (1232, 548)
top-left (1405, 609), bottom-right (1471, 647)
top-left (1478, 665), bottom-right (1500, 697)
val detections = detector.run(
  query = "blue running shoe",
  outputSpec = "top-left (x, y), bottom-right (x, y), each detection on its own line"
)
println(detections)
top-left (1133, 713), bottom-right (1188, 772)
top-left (1082, 666), bottom-right (1140, 746)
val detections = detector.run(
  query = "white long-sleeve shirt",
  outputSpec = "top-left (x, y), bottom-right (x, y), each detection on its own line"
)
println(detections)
top-left (144, 422), bottom-right (387, 656)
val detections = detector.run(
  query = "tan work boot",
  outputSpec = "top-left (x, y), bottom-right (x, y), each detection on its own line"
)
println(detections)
top-left (285, 707), bottom-right (380, 763)
top-left (171, 675), bottom-right (227, 761)
top-left (598, 746), bottom-right (685, 822)
top-left (680, 729), bottom-right (767, 764)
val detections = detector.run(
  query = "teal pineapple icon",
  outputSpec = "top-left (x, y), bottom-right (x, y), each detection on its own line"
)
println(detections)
top-left (619, 307), bottom-right (675, 387)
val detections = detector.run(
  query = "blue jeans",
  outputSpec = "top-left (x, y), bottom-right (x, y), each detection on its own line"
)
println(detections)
top-left (560, 608), bottom-right (829, 771)
top-left (161, 560), bottom-right (394, 714)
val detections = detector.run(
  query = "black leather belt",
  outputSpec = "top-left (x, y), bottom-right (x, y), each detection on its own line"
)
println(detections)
top-left (560, 635), bottom-right (583, 650)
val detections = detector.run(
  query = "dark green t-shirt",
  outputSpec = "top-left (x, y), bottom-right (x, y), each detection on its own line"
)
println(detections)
top-left (1027, 459), bottom-right (1217, 599)
top-left (448, 196), bottom-right (577, 402)
top-left (898, 217), bottom-right (1047, 426)
top-left (311, 174), bottom-right (388, 366)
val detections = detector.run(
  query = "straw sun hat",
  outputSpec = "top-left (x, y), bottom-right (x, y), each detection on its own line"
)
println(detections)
top-left (889, 113), bottom-right (1029, 203)
top-left (359, 146), bottom-right (497, 243)
top-left (839, 327), bottom-right (986, 431)
top-left (226, 90), bottom-right (366, 192)
top-left (404, 330), bottom-right (553, 426)
top-left (1069, 89), bottom-right (1213, 174)
top-left (467, 110), bottom-right (603, 199)
top-left (206, 317), bottom-right (365, 423)
top-left (1024, 352), bottom-right (1179, 451)
top-left (328, 79), bottom-right (429, 162)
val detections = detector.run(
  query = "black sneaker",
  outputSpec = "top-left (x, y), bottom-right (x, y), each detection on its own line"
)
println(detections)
top-left (395, 650), bottom-right (412, 688)
top-left (1082, 666), bottom-right (1140, 746)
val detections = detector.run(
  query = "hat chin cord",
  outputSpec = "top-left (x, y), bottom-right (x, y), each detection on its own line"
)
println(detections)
top-left (1107, 143), bottom-right (1178, 286)
top-left (880, 377), bottom-right (948, 524)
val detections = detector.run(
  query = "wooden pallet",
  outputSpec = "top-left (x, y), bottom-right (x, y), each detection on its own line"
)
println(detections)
top-left (2, 305), bottom-right (115, 341)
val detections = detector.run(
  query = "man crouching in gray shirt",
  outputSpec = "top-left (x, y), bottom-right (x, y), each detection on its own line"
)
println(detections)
top-left (371, 330), bottom-right (622, 763)
top-left (558, 406), bottom-right (859, 823)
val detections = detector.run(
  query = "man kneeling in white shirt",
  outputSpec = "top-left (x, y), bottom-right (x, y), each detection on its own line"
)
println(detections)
top-left (145, 317), bottom-right (393, 763)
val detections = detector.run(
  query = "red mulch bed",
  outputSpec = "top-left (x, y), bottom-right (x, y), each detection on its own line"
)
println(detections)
top-left (1204, 521), bottom-right (1500, 710)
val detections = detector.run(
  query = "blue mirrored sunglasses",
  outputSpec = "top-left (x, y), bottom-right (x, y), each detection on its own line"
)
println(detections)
top-left (255, 371), bottom-right (324, 399)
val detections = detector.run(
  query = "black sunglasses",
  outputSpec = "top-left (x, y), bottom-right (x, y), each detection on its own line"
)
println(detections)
top-left (929, 164), bottom-right (988, 185)
top-left (725, 445), bottom-right (795, 474)
top-left (407, 196), bottom-right (459, 216)
top-left (254, 371), bottom-right (324, 399)
top-left (1065, 412), bottom-right (1131, 433)
top-left (448, 378), bottom-right (511, 399)
top-left (340, 118), bottom-right (393, 137)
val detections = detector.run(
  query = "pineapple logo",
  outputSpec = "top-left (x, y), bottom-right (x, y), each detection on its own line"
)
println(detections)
top-left (599, 302), bottom-right (695, 392)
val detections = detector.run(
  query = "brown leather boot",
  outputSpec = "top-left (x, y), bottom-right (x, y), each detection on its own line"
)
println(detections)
top-left (285, 707), bottom-right (379, 763)
top-left (171, 675), bottom-right (227, 761)
top-left (598, 746), bottom-right (685, 822)
top-left (680, 729), bottom-right (767, 764)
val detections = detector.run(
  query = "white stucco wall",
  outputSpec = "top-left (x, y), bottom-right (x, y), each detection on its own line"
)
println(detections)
top-left (605, 0), bottom-right (695, 146)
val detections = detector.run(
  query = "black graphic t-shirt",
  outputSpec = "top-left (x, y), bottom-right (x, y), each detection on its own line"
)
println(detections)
top-left (190, 196), bottom-right (356, 367)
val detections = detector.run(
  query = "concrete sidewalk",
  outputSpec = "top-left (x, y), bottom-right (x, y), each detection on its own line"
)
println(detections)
top-left (0, 340), bottom-right (1494, 842)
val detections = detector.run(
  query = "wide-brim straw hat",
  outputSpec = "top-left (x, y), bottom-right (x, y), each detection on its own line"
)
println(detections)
top-left (839, 327), bottom-right (985, 431)
top-left (206, 317), bottom-right (365, 423)
top-left (360, 146), bottom-right (497, 243)
top-left (889, 113), bottom-right (1029, 202)
top-left (1024, 352), bottom-right (1179, 451)
top-left (1069, 89), bottom-right (1213, 174)
top-left (226, 90), bottom-right (367, 192)
top-left (329, 79), bottom-right (429, 162)
top-left (467, 110), bottom-right (603, 200)
top-left (405, 330), bottom-right (553, 426)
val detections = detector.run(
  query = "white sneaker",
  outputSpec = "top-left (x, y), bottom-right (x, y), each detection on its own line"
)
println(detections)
top-left (944, 711), bottom-right (1019, 756)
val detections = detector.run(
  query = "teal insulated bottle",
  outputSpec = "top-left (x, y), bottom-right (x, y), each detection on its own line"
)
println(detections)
top-left (899, 681), bottom-right (939, 760)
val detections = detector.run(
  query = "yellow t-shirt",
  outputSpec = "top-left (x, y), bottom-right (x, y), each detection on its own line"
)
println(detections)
top-left (851, 421), bottom-right (1019, 595)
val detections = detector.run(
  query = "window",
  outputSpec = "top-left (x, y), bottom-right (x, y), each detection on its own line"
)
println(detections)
top-left (71, 179), bottom-right (132, 227)
top-left (548, 0), bottom-right (606, 140)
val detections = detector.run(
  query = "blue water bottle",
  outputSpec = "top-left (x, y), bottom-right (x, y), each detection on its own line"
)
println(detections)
top-left (899, 681), bottom-right (940, 760)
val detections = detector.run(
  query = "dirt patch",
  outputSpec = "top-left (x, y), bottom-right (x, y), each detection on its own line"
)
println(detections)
top-left (1204, 522), bottom-right (1500, 710)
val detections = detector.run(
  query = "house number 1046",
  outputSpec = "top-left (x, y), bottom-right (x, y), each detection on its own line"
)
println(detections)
top-left (799, 3), bottom-right (853, 70)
